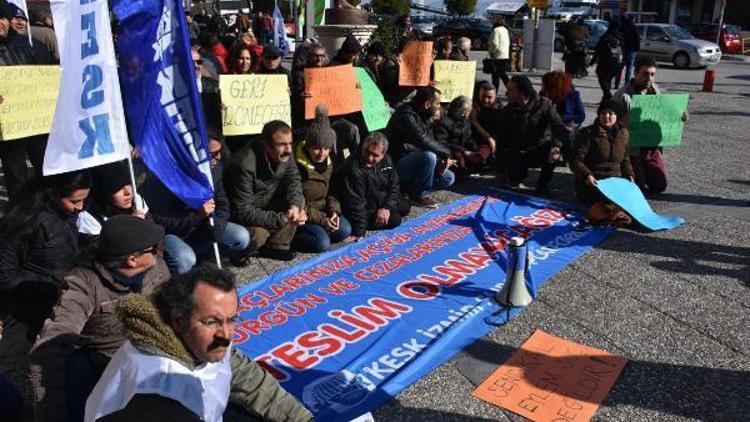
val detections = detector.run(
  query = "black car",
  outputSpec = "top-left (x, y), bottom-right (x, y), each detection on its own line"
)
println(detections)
top-left (433, 17), bottom-right (494, 50)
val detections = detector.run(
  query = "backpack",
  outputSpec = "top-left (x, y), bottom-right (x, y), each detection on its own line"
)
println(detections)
top-left (603, 36), bottom-right (623, 65)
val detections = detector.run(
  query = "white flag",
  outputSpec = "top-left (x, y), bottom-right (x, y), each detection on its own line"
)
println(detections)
top-left (44, 0), bottom-right (129, 175)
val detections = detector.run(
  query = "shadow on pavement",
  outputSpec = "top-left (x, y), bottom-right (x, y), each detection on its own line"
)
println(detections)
top-left (458, 338), bottom-right (750, 421)
top-left (649, 192), bottom-right (750, 207)
top-left (728, 179), bottom-right (750, 187)
top-left (599, 230), bottom-right (750, 286)
top-left (374, 403), bottom-right (502, 422)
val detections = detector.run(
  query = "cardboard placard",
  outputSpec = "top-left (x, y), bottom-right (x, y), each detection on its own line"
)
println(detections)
top-left (472, 330), bottom-right (627, 422)
top-left (398, 40), bottom-right (433, 87)
top-left (304, 64), bottom-right (362, 120)
top-left (0, 65), bottom-right (60, 141)
top-left (434, 60), bottom-right (476, 102)
top-left (220, 74), bottom-right (291, 136)
top-left (628, 94), bottom-right (689, 148)
top-left (354, 67), bottom-right (391, 131)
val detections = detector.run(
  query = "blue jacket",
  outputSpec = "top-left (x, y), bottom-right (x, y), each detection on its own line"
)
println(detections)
top-left (558, 89), bottom-right (586, 126)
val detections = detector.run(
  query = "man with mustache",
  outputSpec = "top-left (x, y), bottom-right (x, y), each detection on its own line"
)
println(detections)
top-left (225, 120), bottom-right (306, 261)
top-left (85, 266), bottom-right (313, 421)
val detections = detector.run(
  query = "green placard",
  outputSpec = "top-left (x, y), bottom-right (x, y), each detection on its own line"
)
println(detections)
top-left (355, 67), bottom-right (392, 132)
top-left (629, 94), bottom-right (689, 148)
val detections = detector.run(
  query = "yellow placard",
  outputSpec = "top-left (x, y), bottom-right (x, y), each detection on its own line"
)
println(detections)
top-left (434, 60), bottom-right (476, 103)
top-left (0, 65), bottom-right (60, 141)
top-left (220, 74), bottom-right (291, 136)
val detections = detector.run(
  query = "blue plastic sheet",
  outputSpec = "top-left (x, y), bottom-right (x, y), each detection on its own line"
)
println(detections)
top-left (597, 177), bottom-right (685, 231)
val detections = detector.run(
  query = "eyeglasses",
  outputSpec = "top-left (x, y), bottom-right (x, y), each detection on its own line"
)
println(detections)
top-left (194, 59), bottom-right (203, 65)
top-left (199, 315), bottom-right (239, 331)
top-left (210, 149), bottom-right (222, 160)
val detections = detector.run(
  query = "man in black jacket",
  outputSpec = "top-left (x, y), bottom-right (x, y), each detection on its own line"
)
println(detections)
top-left (497, 76), bottom-right (569, 194)
top-left (142, 128), bottom-right (251, 274)
top-left (590, 19), bottom-right (624, 100)
top-left (386, 86), bottom-right (455, 208)
top-left (338, 133), bottom-right (410, 240)
top-left (364, 42), bottom-right (399, 106)
top-left (621, 16), bottom-right (640, 85)
top-left (257, 45), bottom-right (291, 86)
top-left (0, 0), bottom-right (46, 202)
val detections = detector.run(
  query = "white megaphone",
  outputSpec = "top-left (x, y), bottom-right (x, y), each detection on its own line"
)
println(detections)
top-left (495, 236), bottom-right (534, 307)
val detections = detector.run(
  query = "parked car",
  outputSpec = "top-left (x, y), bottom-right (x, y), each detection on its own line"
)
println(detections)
top-left (687, 23), bottom-right (743, 54)
top-left (554, 19), bottom-right (608, 52)
top-left (434, 17), bottom-right (494, 50)
top-left (411, 15), bottom-right (444, 36)
top-left (635, 23), bottom-right (721, 68)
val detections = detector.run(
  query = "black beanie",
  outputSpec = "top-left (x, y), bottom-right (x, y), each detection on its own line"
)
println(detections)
top-left (98, 215), bottom-right (165, 261)
top-left (367, 41), bottom-right (386, 57)
top-left (597, 99), bottom-right (618, 116)
top-left (306, 105), bottom-right (336, 149)
top-left (340, 34), bottom-right (362, 55)
top-left (0, 0), bottom-right (11, 20)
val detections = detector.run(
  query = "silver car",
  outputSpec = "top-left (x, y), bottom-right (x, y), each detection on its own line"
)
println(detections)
top-left (636, 23), bottom-right (722, 69)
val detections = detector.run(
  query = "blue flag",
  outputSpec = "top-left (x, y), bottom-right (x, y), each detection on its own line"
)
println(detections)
top-left (273, 2), bottom-right (289, 56)
top-left (113, 0), bottom-right (213, 210)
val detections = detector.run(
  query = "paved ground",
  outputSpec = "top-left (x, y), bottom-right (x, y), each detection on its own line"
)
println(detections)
top-left (1, 54), bottom-right (748, 421)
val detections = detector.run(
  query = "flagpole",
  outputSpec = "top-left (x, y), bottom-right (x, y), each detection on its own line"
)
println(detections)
top-left (125, 152), bottom-right (141, 214)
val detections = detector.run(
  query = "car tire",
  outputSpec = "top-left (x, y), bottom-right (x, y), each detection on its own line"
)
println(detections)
top-left (673, 52), bottom-right (691, 69)
top-left (554, 38), bottom-right (563, 52)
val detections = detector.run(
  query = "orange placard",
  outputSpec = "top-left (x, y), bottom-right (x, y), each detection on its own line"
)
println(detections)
top-left (304, 64), bottom-right (363, 120)
top-left (472, 330), bottom-right (627, 422)
top-left (398, 40), bottom-right (433, 87)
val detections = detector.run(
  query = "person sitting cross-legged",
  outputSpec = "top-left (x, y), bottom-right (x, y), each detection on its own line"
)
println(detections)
top-left (434, 95), bottom-right (487, 178)
top-left (338, 133), bottom-right (411, 241)
top-left (292, 106), bottom-right (353, 253)
top-left (225, 120), bottom-right (306, 261)
top-left (385, 86), bottom-right (455, 208)
top-left (142, 128), bottom-right (252, 274)
top-left (29, 215), bottom-right (169, 422)
top-left (570, 99), bottom-right (634, 206)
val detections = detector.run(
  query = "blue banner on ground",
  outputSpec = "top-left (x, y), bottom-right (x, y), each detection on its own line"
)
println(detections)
top-left (113, 0), bottom-right (214, 210)
top-left (235, 191), bottom-right (612, 421)
top-left (596, 177), bottom-right (685, 231)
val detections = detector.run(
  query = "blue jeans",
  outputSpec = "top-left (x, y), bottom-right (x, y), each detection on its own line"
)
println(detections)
top-left (164, 222), bottom-right (250, 274)
top-left (292, 216), bottom-right (352, 253)
top-left (624, 52), bottom-right (637, 86)
top-left (396, 151), bottom-right (455, 199)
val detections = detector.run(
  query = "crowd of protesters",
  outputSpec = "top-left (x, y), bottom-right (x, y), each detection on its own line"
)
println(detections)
top-left (0, 3), bottom-right (687, 420)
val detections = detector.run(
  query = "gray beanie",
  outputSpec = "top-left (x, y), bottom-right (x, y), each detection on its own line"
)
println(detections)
top-left (306, 105), bottom-right (336, 149)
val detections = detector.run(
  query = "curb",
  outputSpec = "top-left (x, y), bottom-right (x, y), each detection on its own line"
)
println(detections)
top-left (722, 54), bottom-right (750, 62)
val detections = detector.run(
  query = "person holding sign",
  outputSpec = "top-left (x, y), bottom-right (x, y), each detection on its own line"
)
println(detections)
top-left (292, 106), bottom-right (353, 252)
top-left (570, 99), bottom-right (634, 206)
top-left (363, 42), bottom-right (399, 106)
top-left (613, 55), bottom-right (688, 194)
top-left (227, 44), bottom-right (255, 75)
top-left (0, 0), bottom-right (45, 202)
top-left (386, 86), bottom-right (455, 208)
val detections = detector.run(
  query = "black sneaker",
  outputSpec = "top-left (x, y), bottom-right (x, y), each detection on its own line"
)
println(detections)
top-left (229, 242), bottom-right (258, 267)
top-left (259, 246), bottom-right (296, 261)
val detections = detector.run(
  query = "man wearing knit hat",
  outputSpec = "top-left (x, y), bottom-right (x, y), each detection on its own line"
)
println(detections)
top-left (8, 4), bottom-right (26, 36)
top-left (30, 215), bottom-right (170, 422)
top-left (292, 106), bottom-right (353, 252)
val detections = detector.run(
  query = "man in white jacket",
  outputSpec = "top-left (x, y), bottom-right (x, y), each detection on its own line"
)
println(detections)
top-left (488, 17), bottom-right (511, 90)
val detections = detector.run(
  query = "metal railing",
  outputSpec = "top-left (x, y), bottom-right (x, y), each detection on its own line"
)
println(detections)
top-left (743, 37), bottom-right (750, 54)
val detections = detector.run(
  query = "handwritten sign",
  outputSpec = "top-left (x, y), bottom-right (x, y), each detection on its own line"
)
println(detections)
top-left (472, 330), bottom-right (627, 422)
top-left (0, 66), bottom-right (60, 141)
top-left (304, 64), bottom-right (362, 120)
top-left (220, 74), bottom-right (291, 136)
top-left (434, 60), bottom-right (476, 102)
top-left (399, 40), bottom-right (433, 87)
top-left (628, 94), bottom-right (689, 148)
top-left (354, 67), bottom-right (391, 132)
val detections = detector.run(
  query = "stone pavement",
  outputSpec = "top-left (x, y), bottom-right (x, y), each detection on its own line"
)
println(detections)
top-left (1, 55), bottom-right (748, 421)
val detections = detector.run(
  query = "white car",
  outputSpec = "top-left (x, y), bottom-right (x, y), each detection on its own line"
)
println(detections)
top-left (636, 23), bottom-right (722, 69)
